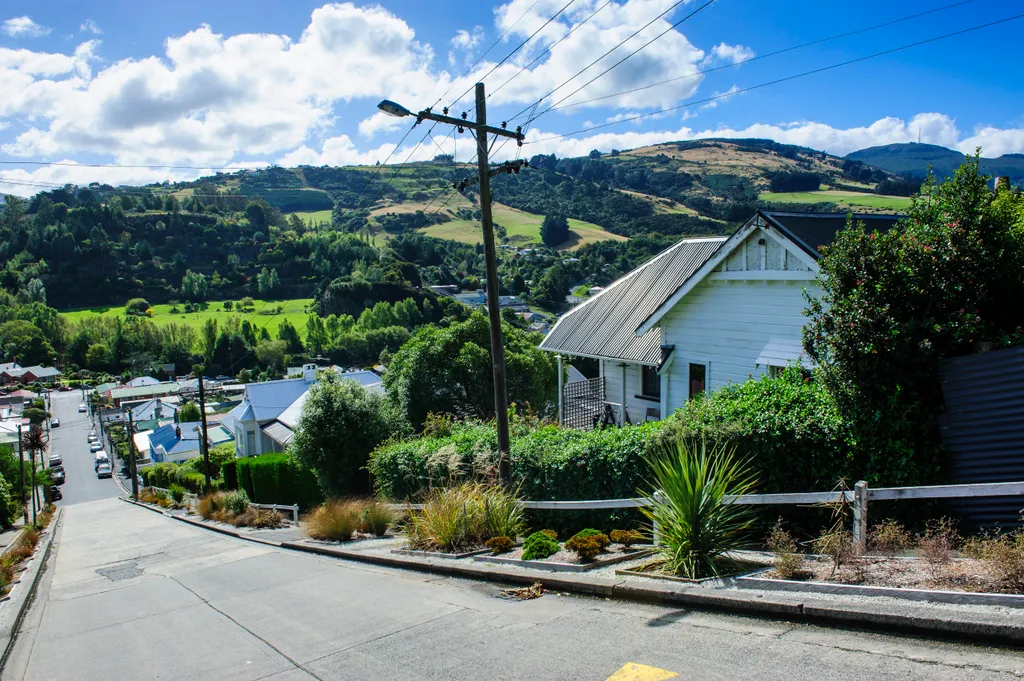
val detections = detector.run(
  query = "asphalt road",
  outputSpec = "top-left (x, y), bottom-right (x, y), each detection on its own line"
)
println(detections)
top-left (47, 391), bottom-right (122, 506)
top-left (5, 498), bottom-right (1024, 681)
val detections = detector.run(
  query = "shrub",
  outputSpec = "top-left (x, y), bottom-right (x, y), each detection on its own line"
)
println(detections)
top-left (485, 536), bottom-right (514, 555)
top-left (917, 517), bottom-right (959, 567)
top-left (480, 485), bottom-right (525, 540)
top-left (233, 508), bottom-right (285, 529)
top-left (522, 531), bottom-right (559, 561)
top-left (233, 455), bottom-right (321, 510)
top-left (197, 493), bottom-right (219, 520)
top-left (869, 520), bottom-right (912, 558)
top-left (222, 489), bottom-right (250, 517)
top-left (306, 500), bottom-right (360, 542)
top-left (358, 502), bottom-right (394, 537)
top-left (610, 529), bottom-right (644, 548)
top-left (570, 528), bottom-right (609, 550)
top-left (125, 297), bottom-right (150, 315)
top-left (169, 483), bottom-right (187, 505)
top-left (969, 532), bottom-right (1024, 594)
top-left (565, 534), bottom-right (602, 561)
top-left (813, 528), bottom-right (853, 577)
top-left (641, 439), bottom-right (758, 579)
top-left (540, 529), bottom-right (557, 540)
top-left (0, 474), bottom-right (16, 529)
top-left (768, 520), bottom-right (803, 580)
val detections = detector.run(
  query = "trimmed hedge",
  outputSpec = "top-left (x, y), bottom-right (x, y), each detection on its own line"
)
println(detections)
top-left (139, 462), bottom-right (217, 494)
top-left (230, 455), bottom-right (322, 510)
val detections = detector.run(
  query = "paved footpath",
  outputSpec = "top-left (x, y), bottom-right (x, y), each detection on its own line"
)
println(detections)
top-left (4, 498), bottom-right (1024, 681)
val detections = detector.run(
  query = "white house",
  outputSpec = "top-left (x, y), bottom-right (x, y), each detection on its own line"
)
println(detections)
top-left (540, 210), bottom-right (902, 426)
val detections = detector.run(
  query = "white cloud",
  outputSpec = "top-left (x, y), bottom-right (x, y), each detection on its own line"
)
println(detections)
top-left (79, 19), bottom-right (102, 35)
top-left (3, 16), bottom-right (50, 38)
top-left (707, 42), bottom-right (754, 65)
top-left (451, 26), bottom-right (483, 50)
top-left (701, 84), bottom-right (740, 109)
top-left (357, 111), bottom-right (406, 138)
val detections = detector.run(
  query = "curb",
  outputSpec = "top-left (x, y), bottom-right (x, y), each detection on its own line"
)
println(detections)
top-left (124, 500), bottom-right (1024, 646)
top-left (0, 508), bottom-right (62, 672)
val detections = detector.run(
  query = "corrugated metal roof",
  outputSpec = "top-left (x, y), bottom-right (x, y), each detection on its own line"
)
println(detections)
top-left (755, 338), bottom-right (810, 368)
top-left (539, 237), bottom-right (726, 365)
top-left (760, 211), bottom-right (902, 259)
top-left (261, 420), bottom-right (295, 446)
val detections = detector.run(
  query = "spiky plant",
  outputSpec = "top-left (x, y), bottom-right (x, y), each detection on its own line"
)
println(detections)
top-left (641, 439), bottom-right (758, 579)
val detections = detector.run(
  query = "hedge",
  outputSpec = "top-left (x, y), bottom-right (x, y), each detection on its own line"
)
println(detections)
top-left (139, 462), bottom-right (217, 494)
top-left (229, 455), bottom-right (322, 510)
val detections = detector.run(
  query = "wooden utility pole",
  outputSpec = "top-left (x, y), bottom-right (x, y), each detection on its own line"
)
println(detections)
top-left (126, 408), bottom-right (139, 500)
top-left (197, 372), bottom-right (212, 494)
top-left (17, 424), bottom-right (26, 525)
top-left (376, 84), bottom-right (524, 485)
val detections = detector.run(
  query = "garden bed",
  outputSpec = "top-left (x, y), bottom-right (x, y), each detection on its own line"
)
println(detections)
top-left (475, 546), bottom-right (654, 573)
top-left (738, 555), bottom-right (1024, 607)
top-left (392, 546), bottom-right (490, 559)
top-left (617, 558), bottom-right (769, 584)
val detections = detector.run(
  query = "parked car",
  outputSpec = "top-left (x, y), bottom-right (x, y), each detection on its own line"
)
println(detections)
top-left (48, 454), bottom-right (62, 467)
top-left (94, 451), bottom-right (109, 470)
top-left (49, 485), bottom-right (62, 501)
top-left (96, 462), bottom-right (112, 479)
top-left (89, 442), bottom-right (103, 452)
top-left (50, 417), bottom-right (60, 427)
top-left (78, 403), bottom-right (87, 413)
top-left (88, 434), bottom-right (98, 443)
top-left (51, 468), bottom-right (65, 485)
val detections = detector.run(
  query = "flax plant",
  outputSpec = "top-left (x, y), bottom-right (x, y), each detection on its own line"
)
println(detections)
top-left (641, 439), bottom-right (758, 579)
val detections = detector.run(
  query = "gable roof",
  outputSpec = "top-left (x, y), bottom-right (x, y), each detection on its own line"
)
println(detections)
top-left (759, 210), bottom-right (903, 259)
top-left (131, 398), bottom-right (178, 422)
top-left (239, 376), bottom-right (312, 422)
top-left (538, 237), bottom-right (726, 365)
top-left (127, 376), bottom-right (161, 387)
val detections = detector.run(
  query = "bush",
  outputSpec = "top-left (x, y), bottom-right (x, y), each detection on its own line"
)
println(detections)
top-left (641, 439), bottom-right (758, 579)
top-left (609, 529), bottom-right (644, 548)
top-left (869, 520), bottom-right (912, 558)
top-left (222, 489), bottom-right (250, 516)
top-left (522, 531), bottom-right (559, 560)
top-left (0, 474), bottom-right (16, 529)
top-left (233, 508), bottom-right (285, 529)
top-left (813, 528), bottom-right (853, 577)
top-left (485, 536), bottom-right (514, 555)
top-left (768, 521), bottom-right (803, 580)
top-left (233, 455), bottom-right (321, 510)
top-left (565, 534), bottom-right (603, 561)
top-left (917, 518), bottom-right (959, 568)
top-left (359, 501), bottom-right (394, 537)
top-left (306, 500), bottom-right (360, 542)
top-left (967, 532), bottom-right (1024, 594)
top-left (168, 483), bottom-right (187, 505)
top-left (405, 485), bottom-right (483, 552)
top-left (125, 297), bottom-right (150, 315)
top-left (570, 528), bottom-right (609, 550)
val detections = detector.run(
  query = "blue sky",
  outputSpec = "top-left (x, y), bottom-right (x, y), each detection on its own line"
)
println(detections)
top-left (1, 0), bottom-right (1021, 194)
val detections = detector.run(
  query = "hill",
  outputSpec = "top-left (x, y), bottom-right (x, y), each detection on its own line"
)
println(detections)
top-left (847, 143), bottom-right (1024, 184)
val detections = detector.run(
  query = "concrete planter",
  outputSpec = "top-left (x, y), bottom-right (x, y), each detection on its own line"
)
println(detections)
top-left (475, 549), bottom-right (653, 573)
top-left (391, 547), bottom-right (490, 559)
top-left (736, 569), bottom-right (1024, 609)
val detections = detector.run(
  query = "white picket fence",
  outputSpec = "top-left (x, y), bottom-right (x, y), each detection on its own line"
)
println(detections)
top-left (143, 486), bottom-right (300, 523)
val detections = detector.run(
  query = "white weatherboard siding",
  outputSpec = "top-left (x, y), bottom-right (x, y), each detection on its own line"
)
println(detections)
top-left (600, 360), bottom-right (660, 424)
top-left (660, 277), bottom-right (820, 414)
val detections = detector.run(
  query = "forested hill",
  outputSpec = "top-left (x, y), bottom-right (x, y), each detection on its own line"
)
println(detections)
top-left (846, 143), bottom-right (1024, 185)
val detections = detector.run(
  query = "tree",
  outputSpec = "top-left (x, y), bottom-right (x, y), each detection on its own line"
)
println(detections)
top-left (277, 320), bottom-right (304, 354)
top-left (804, 156), bottom-right (1024, 486)
top-left (85, 342), bottom-right (110, 371)
top-left (540, 213), bottom-right (570, 247)
top-left (2, 195), bottom-right (26, 230)
top-left (0, 320), bottom-right (55, 366)
top-left (257, 266), bottom-right (280, 295)
top-left (255, 339), bottom-right (287, 368)
top-left (24, 279), bottom-right (46, 305)
top-left (181, 270), bottom-right (208, 302)
top-left (384, 310), bottom-right (558, 427)
top-left (125, 297), bottom-right (150, 315)
top-left (292, 373), bottom-right (409, 496)
top-left (178, 401), bottom-right (201, 422)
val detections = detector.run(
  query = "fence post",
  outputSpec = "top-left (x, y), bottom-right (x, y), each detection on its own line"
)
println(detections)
top-left (652, 491), bottom-right (664, 546)
top-left (853, 480), bottom-right (868, 555)
top-left (292, 504), bottom-right (300, 524)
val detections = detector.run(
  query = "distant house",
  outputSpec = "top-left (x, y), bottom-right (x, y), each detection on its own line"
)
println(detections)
top-left (540, 210), bottom-right (902, 426)
top-left (146, 421), bottom-right (234, 464)
top-left (126, 376), bottom-right (161, 388)
top-left (109, 382), bottom-right (179, 407)
top-left (452, 290), bottom-right (529, 311)
top-left (229, 364), bottom-right (383, 457)
top-left (0, 389), bottom-right (38, 407)
top-left (428, 285), bottom-right (460, 296)
top-left (130, 398), bottom-right (179, 432)
top-left (0, 363), bottom-right (60, 385)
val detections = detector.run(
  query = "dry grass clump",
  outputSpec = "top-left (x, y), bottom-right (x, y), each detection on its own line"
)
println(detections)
top-left (196, 490), bottom-right (251, 523)
top-left (768, 521), bottom-right (804, 580)
top-left (869, 520), bottom-right (912, 558)
top-left (961, 531), bottom-right (1024, 593)
top-left (233, 507), bottom-right (285, 529)
top-left (917, 517), bottom-right (959, 568)
top-left (306, 500), bottom-right (362, 541)
top-left (404, 483), bottom-right (525, 553)
top-left (360, 502), bottom-right (394, 537)
top-left (813, 528), bottom-right (853, 577)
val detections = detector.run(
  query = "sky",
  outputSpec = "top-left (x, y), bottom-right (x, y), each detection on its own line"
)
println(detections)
top-left (0, 0), bottom-right (1022, 196)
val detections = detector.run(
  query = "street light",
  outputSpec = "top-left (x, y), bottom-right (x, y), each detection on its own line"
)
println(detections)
top-left (377, 100), bottom-right (412, 118)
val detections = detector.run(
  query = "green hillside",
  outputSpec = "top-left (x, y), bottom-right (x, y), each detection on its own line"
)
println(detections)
top-left (846, 143), bottom-right (1024, 184)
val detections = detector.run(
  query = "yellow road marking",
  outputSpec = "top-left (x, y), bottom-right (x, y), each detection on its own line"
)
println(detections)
top-left (605, 662), bottom-right (679, 681)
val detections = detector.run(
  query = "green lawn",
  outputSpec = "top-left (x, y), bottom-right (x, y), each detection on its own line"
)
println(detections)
top-left (759, 189), bottom-right (912, 211)
top-left (290, 209), bottom-right (333, 224)
top-left (61, 298), bottom-right (315, 336)
top-left (421, 203), bottom-right (627, 250)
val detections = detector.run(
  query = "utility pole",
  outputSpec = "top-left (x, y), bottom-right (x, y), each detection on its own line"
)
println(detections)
top-left (17, 424), bottom-right (26, 525)
top-left (125, 407), bottom-right (139, 500)
top-left (196, 372), bottom-right (212, 494)
top-left (376, 84), bottom-right (524, 485)
top-left (29, 438), bottom-right (36, 525)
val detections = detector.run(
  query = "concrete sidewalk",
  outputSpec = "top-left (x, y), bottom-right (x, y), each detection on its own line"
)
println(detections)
top-left (5, 497), bottom-right (1023, 680)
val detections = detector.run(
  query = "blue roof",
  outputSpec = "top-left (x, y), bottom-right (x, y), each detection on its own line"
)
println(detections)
top-left (239, 377), bottom-right (312, 422)
top-left (131, 398), bottom-right (177, 422)
top-left (228, 400), bottom-right (255, 423)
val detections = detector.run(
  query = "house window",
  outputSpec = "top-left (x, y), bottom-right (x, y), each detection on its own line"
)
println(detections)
top-left (768, 365), bottom-right (783, 379)
top-left (689, 363), bottom-right (706, 399)
top-left (641, 366), bottom-right (660, 399)
top-left (246, 429), bottom-right (256, 456)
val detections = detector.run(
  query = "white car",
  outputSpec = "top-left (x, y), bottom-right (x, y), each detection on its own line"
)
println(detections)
top-left (88, 434), bottom-right (98, 443)
top-left (50, 418), bottom-right (60, 428)
top-left (89, 442), bottom-right (103, 452)
top-left (96, 462), bottom-right (112, 479)
top-left (78, 403), bottom-right (87, 413)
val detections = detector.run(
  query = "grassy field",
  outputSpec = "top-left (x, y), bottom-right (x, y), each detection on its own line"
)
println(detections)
top-left (61, 298), bottom-right (315, 336)
top-left (759, 189), bottom-right (912, 211)
top-left (421, 203), bottom-right (626, 250)
top-left (290, 209), bottom-right (333, 224)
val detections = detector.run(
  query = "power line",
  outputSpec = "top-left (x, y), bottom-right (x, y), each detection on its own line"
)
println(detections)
top-left (430, 0), bottom-right (544, 111)
top-left (540, 0), bottom-right (984, 114)
top-left (527, 0), bottom-right (717, 125)
top-left (507, 0), bottom-right (698, 123)
top-left (524, 12), bottom-right (1024, 144)
top-left (488, 0), bottom-right (614, 100)
top-left (449, 0), bottom-right (579, 109)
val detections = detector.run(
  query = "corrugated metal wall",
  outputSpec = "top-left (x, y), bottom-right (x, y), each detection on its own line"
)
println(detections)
top-left (938, 346), bottom-right (1024, 528)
